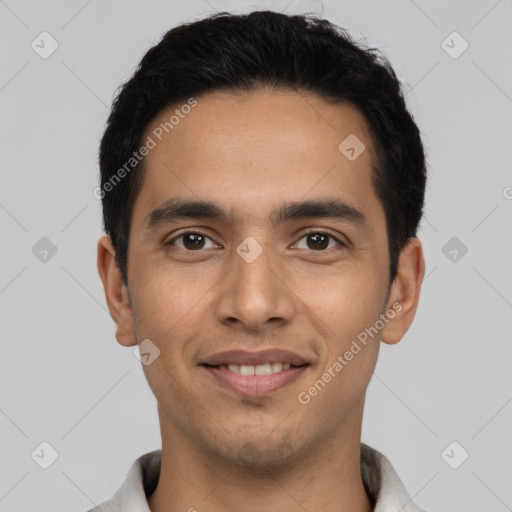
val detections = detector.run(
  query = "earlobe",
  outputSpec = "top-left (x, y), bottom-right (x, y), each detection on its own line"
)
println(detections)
top-left (97, 235), bottom-right (137, 347)
top-left (381, 237), bottom-right (425, 345)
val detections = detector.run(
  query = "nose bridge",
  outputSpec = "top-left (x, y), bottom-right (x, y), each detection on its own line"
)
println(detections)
top-left (215, 237), bottom-right (294, 329)
top-left (235, 239), bottom-right (275, 291)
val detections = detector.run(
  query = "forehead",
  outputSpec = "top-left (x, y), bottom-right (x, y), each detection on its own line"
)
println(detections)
top-left (133, 88), bottom-right (382, 229)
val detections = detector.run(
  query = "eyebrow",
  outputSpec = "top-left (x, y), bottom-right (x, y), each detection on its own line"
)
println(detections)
top-left (144, 197), bottom-right (369, 232)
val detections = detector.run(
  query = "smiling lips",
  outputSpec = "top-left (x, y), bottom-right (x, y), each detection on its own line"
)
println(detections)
top-left (201, 349), bottom-right (310, 396)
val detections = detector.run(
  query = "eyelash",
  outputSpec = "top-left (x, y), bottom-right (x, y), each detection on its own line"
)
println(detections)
top-left (165, 230), bottom-right (346, 252)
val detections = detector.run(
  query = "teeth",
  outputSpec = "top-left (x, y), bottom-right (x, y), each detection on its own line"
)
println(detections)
top-left (255, 363), bottom-right (272, 376)
top-left (228, 364), bottom-right (240, 374)
top-left (220, 362), bottom-right (293, 375)
top-left (271, 362), bottom-right (281, 372)
top-left (240, 364), bottom-right (255, 376)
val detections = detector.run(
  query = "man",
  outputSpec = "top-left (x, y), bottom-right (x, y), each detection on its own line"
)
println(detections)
top-left (94, 9), bottom-right (428, 512)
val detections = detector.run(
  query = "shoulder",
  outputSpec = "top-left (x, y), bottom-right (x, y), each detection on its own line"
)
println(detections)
top-left (362, 443), bottom-right (430, 512)
top-left (85, 449), bottom-right (162, 512)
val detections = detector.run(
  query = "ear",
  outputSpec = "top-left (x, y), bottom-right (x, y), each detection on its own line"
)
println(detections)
top-left (381, 237), bottom-right (425, 345)
top-left (97, 235), bottom-right (137, 347)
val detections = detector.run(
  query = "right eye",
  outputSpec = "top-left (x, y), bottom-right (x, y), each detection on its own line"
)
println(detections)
top-left (165, 231), bottom-right (219, 251)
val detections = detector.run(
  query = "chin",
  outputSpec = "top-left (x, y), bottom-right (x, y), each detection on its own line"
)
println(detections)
top-left (233, 443), bottom-right (298, 469)
top-left (213, 429), bottom-right (307, 469)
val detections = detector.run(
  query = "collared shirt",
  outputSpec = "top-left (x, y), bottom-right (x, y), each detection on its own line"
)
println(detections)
top-left (87, 443), bottom-right (428, 512)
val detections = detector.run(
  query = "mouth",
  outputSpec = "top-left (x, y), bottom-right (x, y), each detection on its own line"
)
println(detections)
top-left (200, 349), bottom-right (311, 397)
top-left (213, 361), bottom-right (295, 375)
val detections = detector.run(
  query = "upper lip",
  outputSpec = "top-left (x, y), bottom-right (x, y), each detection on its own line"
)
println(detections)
top-left (201, 349), bottom-right (309, 367)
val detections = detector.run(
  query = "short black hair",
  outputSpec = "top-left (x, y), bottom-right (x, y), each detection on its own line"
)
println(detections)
top-left (98, 10), bottom-right (427, 287)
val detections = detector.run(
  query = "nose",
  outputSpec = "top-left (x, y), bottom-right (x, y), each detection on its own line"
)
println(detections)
top-left (214, 242), bottom-right (296, 333)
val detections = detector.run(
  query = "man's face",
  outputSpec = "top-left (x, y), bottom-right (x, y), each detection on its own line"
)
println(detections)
top-left (111, 89), bottom-right (404, 466)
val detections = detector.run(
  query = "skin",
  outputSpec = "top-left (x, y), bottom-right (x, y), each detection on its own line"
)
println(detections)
top-left (97, 88), bottom-right (425, 512)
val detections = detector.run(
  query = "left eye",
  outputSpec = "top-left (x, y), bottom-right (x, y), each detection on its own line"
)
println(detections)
top-left (166, 232), bottom-right (217, 250)
top-left (294, 232), bottom-right (343, 251)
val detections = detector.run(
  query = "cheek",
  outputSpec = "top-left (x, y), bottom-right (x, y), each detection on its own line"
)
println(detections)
top-left (131, 272), bottom-right (205, 401)
top-left (302, 279), bottom-right (382, 413)
top-left (130, 267), bottom-right (219, 398)
top-left (130, 263), bottom-right (213, 341)
top-left (307, 265), bottom-right (385, 342)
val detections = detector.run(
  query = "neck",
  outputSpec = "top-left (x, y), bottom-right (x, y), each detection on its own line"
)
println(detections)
top-left (148, 406), bottom-right (373, 512)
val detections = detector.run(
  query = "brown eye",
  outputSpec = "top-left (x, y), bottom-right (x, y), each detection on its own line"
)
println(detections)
top-left (166, 231), bottom-right (216, 250)
top-left (295, 232), bottom-right (344, 251)
top-left (307, 233), bottom-right (329, 250)
top-left (182, 233), bottom-right (205, 250)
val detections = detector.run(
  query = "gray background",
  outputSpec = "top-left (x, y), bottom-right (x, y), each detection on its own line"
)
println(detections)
top-left (1, 0), bottom-right (511, 510)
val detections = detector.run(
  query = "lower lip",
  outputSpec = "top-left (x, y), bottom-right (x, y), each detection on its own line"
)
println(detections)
top-left (202, 365), bottom-right (308, 397)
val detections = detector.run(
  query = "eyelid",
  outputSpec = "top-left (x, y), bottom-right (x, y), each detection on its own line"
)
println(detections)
top-left (165, 230), bottom-right (219, 248)
top-left (292, 228), bottom-right (348, 249)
